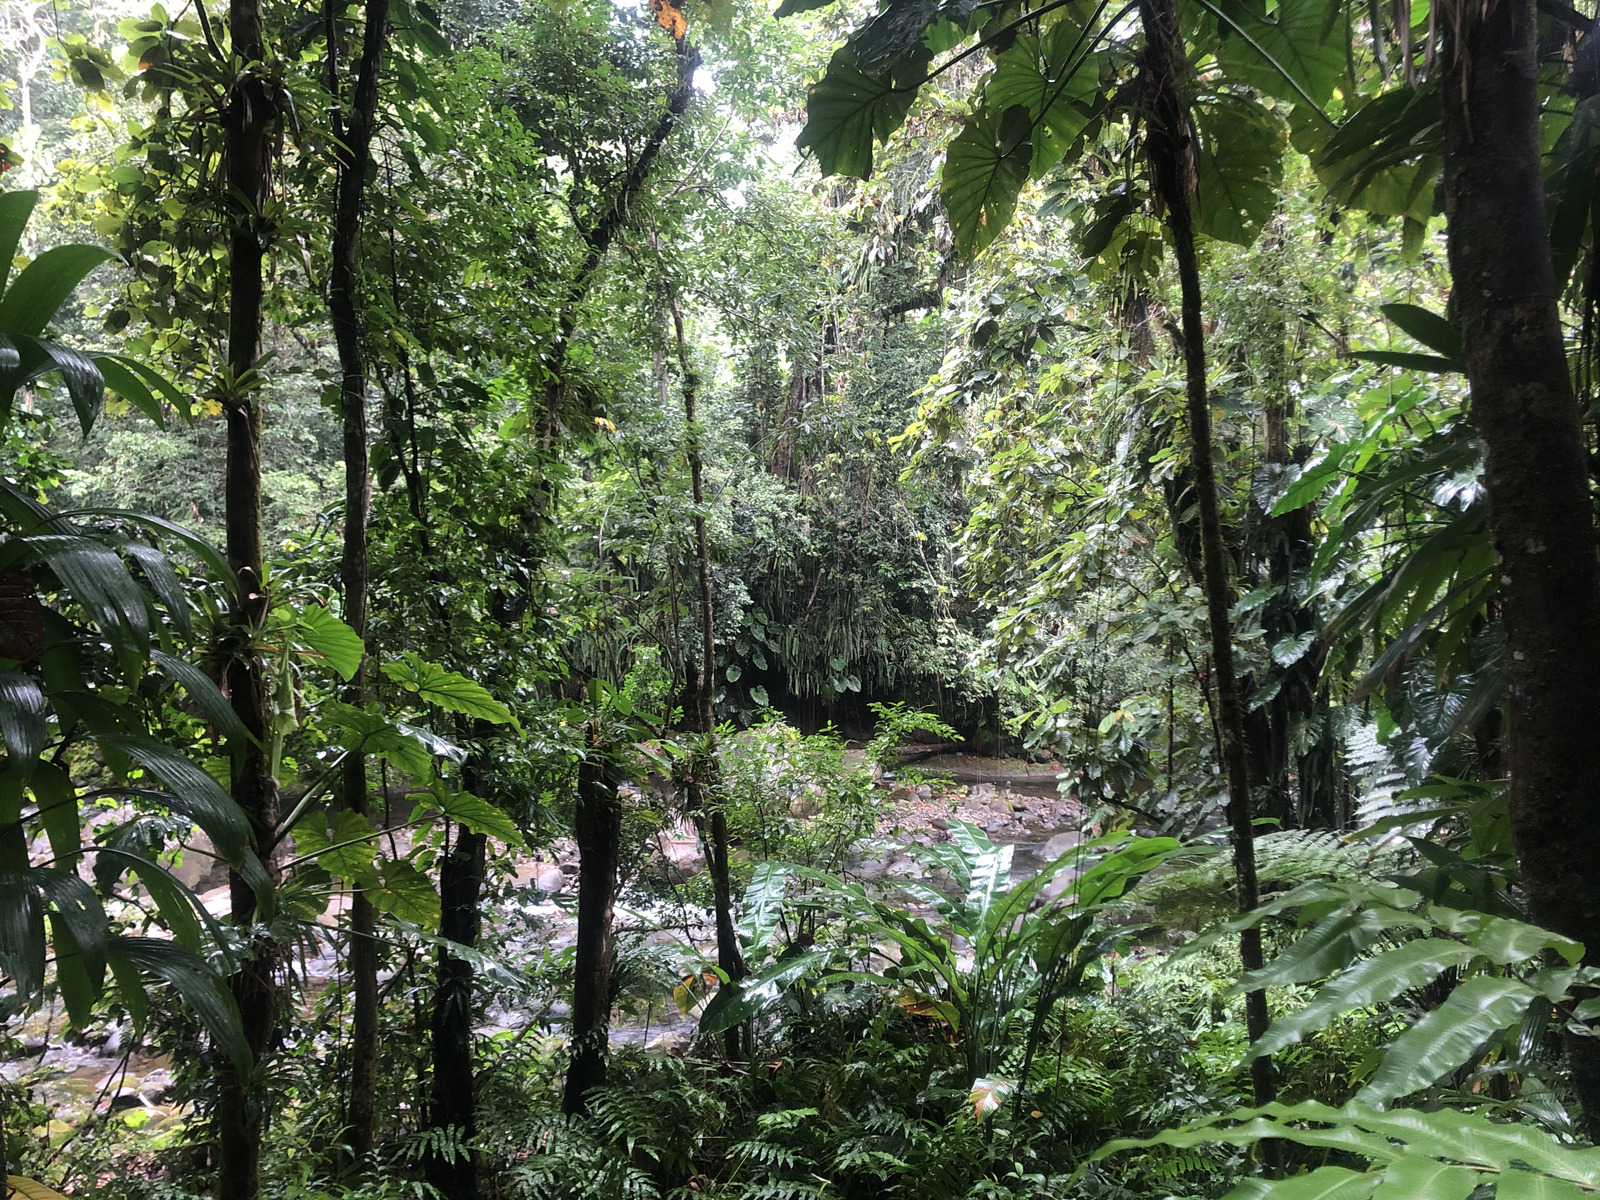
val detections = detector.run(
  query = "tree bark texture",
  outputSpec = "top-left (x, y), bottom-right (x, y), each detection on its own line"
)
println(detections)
top-left (1138, 0), bottom-right (1276, 1109)
top-left (563, 720), bottom-right (623, 1115)
top-left (217, 0), bottom-right (279, 1192)
top-left (327, 0), bottom-right (390, 1159)
top-left (670, 290), bottom-right (747, 1060)
top-left (1439, 0), bottom-right (1600, 1136)
top-left (427, 817), bottom-right (487, 1200)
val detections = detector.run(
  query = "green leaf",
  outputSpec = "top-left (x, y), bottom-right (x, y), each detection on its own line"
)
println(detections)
top-left (417, 791), bottom-right (522, 846)
top-left (29, 763), bottom-right (79, 868)
top-left (1457, 915), bottom-right (1585, 966)
top-left (1228, 1166), bottom-right (1381, 1200)
top-left (1349, 350), bottom-right (1459, 374)
top-left (1248, 938), bottom-right (1476, 1060)
top-left (1379, 303), bottom-right (1462, 363)
top-left (942, 103), bottom-right (1033, 256)
top-left (0, 670), bottom-right (47, 774)
top-left (325, 703), bottom-right (434, 777)
top-left (0, 245), bottom-right (114, 338)
top-left (294, 808), bottom-right (380, 884)
top-left (370, 857), bottom-right (440, 928)
top-left (293, 605), bottom-right (365, 682)
top-left (983, 20), bottom-right (1097, 179)
top-left (740, 860), bottom-right (791, 954)
top-left (0, 871), bottom-right (46, 1000)
top-left (151, 649), bottom-right (253, 745)
top-left (98, 733), bottom-right (253, 864)
top-left (0, 190), bottom-right (40, 299)
top-left (1357, 976), bottom-right (1538, 1105)
top-left (1494, 1169), bottom-right (1597, 1200)
top-left (4, 533), bottom-right (151, 654)
top-left (699, 948), bottom-right (832, 1035)
top-left (381, 652), bottom-right (513, 724)
top-left (1212, 0), bottom-right (1345, 109)
top-left (108, 935), bottom-right (251, 1073)
top-left (1193, 93), bottom-right (1286, 246)
top-left (94, 354), bottom-right (165, 428)
top-left (1236, 906), bottom-right (1402, 990)
top-left (797, 45), bottom-right (925, 179)
top-left (1371, 1156), bottom-right (1478, 1200)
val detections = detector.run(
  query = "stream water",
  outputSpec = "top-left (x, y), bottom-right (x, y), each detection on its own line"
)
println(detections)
top-left (3, 757), bottom-right (1085, 1129)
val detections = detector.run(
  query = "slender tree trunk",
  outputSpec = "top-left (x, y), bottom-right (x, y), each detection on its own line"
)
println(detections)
top-left (327, 0), bottom-right (390, 1159)
top-left (217, 0), bottom-right (279, 1193)
top-left (669, 291), bottom-right (746, 1060)
top-left (427, 811), bottom-right (487, 1200)
top-left (1138, 0), bottom-right (1275, 1109)
top-left (1439, 0), bottom-right (1600, 1137)
top-left (563, 719), bottom-right (622, 1115)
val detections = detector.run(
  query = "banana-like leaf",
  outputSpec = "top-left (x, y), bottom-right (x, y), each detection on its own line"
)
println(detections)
top-left (965, 843), bottom-right (1014, 930)
top-left (7, 1177), bottom-right (71, 1200)
top-left (1, 533), bottom-right (152, 654)
top-left (119, 541), bottom-right (189, 635)
top-left (1357, 975), bottom-right (1538, 1105)
top-left (1235, 905), bottom-right (1405, 990)
top-left (699, 948), bottom-right (832, 1036)
top-left (29, 763), bottom-right (79, 867)
top-left (0, 871), bottom-right (46, 999)
top-left (108, 935), bottom-right (251, 1073)
top-left (97, 733), bottom-right (252, 863)
top-left (1379, 303), bottom-right (1462, 363)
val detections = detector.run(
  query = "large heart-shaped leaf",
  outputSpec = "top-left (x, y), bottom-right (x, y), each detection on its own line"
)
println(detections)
top-left (942, 103), bottom-right (1033, 256)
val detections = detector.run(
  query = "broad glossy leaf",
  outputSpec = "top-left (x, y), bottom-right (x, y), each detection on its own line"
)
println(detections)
top-left (740, 860), bottom-right (791, 954)
top-left (294, 605), bottom-right (365, 682)
top-left (9, 534), bottom-right (150, 652)
top-left (15, 335), bottom-right (104, 435)
top-left (295, 808), bottom-right (380, 885)
top-left (0, 669), bottom-right (47, 773)
top-left (1494, 1170), bottom-right (1596, 1200)
top-left (699, 948), bottom-right (831, 1035)
top-left (372, 858), bottom-right (440, 928)
top-left (419, 791), bottom-right (522, 846)
top-left (1236, 906), bottom-right (1398, 990)
top-left (969, 1075), bottom-right (1013, 1121)
top-left (94, 354), bottom-right (165, 428)
top-left (109, 935), bottom-right (251, 1072)
top-left (943, 104), bottom-right (1033, 256)
top-left (381, 652), bottom-right (512, 724)
top-left (29, 763), bottom-right (79, 867)
top-left (1371, 1156), bottom-right (1479, 1200)
top-left (797, 45), bottom-right (926, 179)
top-left (0, 245), bottom-right (114, 337)
top-left (327, 703), bottom-right (434, 777)
top-left (6, 1177), bottom-right (71, 1200)
top-left (1194, 94), bottom-right (1286, 246)
top-left (1358, 976), bottom-right (1537, 1105)
top-left (0, 871), bottom-right (46, 999)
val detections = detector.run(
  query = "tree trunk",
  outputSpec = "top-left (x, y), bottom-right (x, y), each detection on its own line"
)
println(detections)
top-left (1439, 0), bottom-right (1600, 1137)
top-left (563, 719), bottom-right (622, 1115)
top-left (327, 0), bottom-right (390, 1159)
top-left (669, 290), bottom-right (747, 1060)
top-left (1137, 0), bottom-right (1276, 1109)
top-left (427, 815), bottom-right (487, 1200)
top-left (216, 0), bottom-right (280, 1192)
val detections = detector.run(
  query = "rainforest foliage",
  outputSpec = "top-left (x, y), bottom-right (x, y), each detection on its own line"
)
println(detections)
top-left (3, 0), bottom-right (1600, 1195)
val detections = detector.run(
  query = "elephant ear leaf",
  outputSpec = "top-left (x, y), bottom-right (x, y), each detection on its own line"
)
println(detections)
top-left (1193, 93), bottom-right (1286, 246)
top-left (1211, 0), bottom-right (1344, 110)
top-left (983, 19), bottom-right (1097, 179)
top-left (942, 103), bottom-right (1034, 256)
top-left (797, 45), bottom-right (927, 179)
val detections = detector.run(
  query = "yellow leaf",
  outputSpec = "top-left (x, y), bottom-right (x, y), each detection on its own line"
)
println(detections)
top-left (649, 0), bottom-right (686, 38)
top-left (9, 1177), bottom-right (71, 1200)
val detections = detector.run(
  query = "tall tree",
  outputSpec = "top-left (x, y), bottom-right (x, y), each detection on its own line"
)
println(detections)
top-left (216, 0), bottom-right (281, 1191)
top-left (1438, 0), bottom-right (1600, 1134)
top-left (326, 0), bottom-right (391, 1159)
top-left (1136, 0), bottom-right (1275, 1110)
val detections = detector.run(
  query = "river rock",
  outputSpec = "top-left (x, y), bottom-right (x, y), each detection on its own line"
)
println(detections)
top-left (534, 866), bottom-right (565, 894)
top-left (929, 816), bottom-right (949, 831)
top-left (1042, 831), bottom-right (1081, 857)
